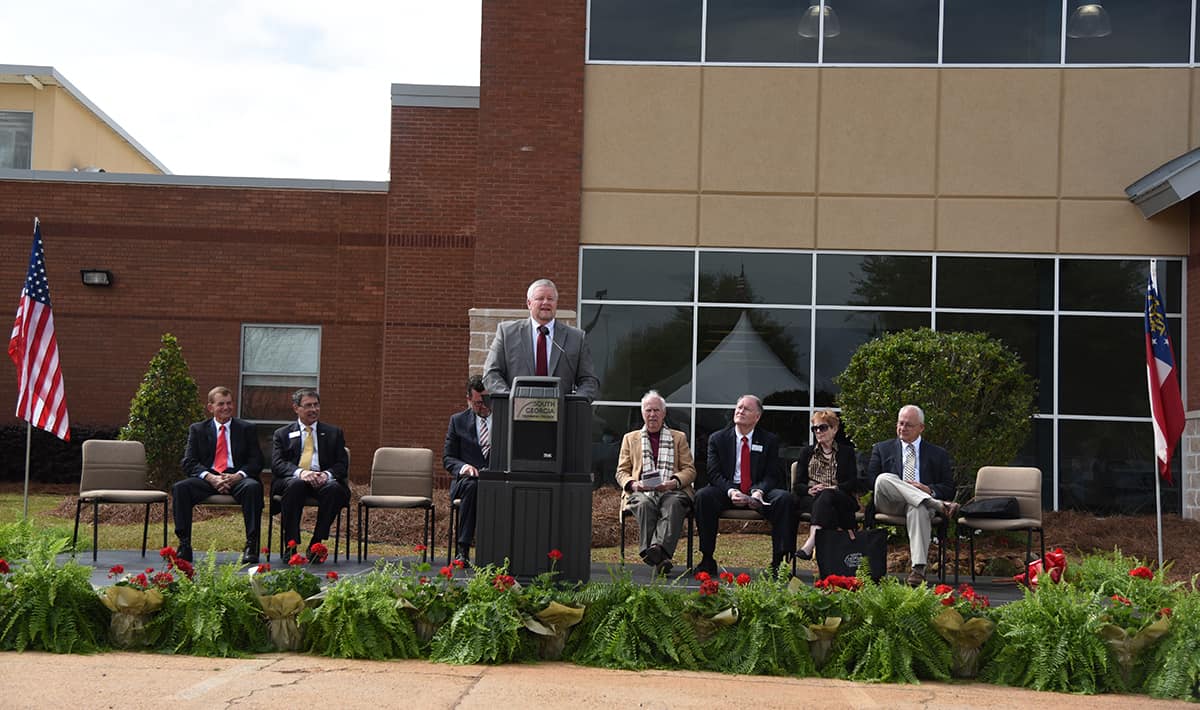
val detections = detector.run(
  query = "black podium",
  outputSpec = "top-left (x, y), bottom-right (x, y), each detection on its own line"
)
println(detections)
top-left (474, 376), bottom-right (593, 582)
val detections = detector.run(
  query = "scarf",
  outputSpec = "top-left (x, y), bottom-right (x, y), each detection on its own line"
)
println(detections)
top-left (640, 426), bottom-right (675, 483)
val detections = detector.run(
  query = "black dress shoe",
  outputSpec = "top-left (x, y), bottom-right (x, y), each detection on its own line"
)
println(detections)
top-left (241, 545), bottom-right (259, 565)
top-left (177, 544), bottom-right (193, 563)
top-left (640, 544), bottom-right (666, 567)
top-left (690, 557), bottom-right (719, 578)
top-left (795, 548), bottom-right (813, 561)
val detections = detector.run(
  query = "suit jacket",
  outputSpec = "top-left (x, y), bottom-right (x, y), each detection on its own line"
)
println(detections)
top-left (705, 425), bottom-right (785, 495)
top-left (482, 318), bottom-right (599, 402)
top-left (271, 421), bottom-right (349, 483)
top-left (793, 442), bottom-right (858, 497)
top-left (614, 427), bottom-right (697, 506)
top-left (443, 408), bottom-right (489, 478)
top-left (866, 437), bottom-right (954, 501)
top-left (181, 417), bottom-right (264, 479)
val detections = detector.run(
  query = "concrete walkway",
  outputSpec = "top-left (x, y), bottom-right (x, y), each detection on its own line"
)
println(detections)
top-left (0, 652), bottom-right (1181, 708)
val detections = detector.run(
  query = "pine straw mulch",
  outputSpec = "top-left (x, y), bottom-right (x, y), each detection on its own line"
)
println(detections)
top-left (35, 483), bottom-right (1200, 582)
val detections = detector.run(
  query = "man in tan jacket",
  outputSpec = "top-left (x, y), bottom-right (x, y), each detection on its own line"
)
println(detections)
top-left (615, 390), bottom-right (697, 575)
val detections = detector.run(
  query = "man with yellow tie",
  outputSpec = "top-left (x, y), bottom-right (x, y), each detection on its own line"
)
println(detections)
top-left (271, 388), bottom-right (350, 563)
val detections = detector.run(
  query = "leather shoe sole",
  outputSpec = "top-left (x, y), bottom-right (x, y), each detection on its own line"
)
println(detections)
top-left (906, 570), bottom-right (926, 586)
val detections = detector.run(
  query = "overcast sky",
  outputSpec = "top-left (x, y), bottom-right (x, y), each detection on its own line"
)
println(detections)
top-left (6, 1), bottom-right (482, 181)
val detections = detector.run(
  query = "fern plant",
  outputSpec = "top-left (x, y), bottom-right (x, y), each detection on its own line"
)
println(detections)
top-left (983, 580), bottom-right (1118, 693)
top-left (702, 573), bottom-right (816, 677)
top-left (149, 552), bottom-right (269, 657)
top-left (302, 563), bottom-right (421, 660)
top-left (1144, 579), bottom-right (1200, 701)
top-left (0, 531), bottom-right (108, 653)
top-left (566, 570), bottom-right (703, 671)
top-left (829, 576), bottom-right (951, 683)
top-left (428, 564), bottom-right (536, 665)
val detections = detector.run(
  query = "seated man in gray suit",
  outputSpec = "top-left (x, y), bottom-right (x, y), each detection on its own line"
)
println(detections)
top-left (483, 278), bottom-right (599, 402)
top-left (867, 404), bottom-right (957, 586)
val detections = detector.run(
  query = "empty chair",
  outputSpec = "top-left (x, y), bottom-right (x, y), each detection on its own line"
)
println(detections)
top-left (358, 447), bottom-right (435, 562)
top-left (955, 466), bottom-right (1044, 584)
top-left (73, 439), bottom-right (168, 562)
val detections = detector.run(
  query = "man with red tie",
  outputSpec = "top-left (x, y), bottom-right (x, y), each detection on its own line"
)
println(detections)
top-left (482, 278), bottom-right (599, 402)
top-left (693, 394), bottom-right (795, 578)
top-left (174, 386), bottom-right (264, 563)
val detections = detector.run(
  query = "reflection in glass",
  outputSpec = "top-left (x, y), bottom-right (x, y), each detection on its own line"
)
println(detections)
top-left (821, 0), bottom-right (939, 63)
top-left (814, 310), bottom-right (929, 406)
top-left (1059, 315), bottom-right (1184, 416)
top-left (943, 0), bottom-right (1061, 63)
top-left (588, 0), bottom-right (703, 62)
top-left (1058, 419), bottom-right (1180, 514)
top-left (581, 250), bottom-right (694, 302)
top-left (694, 308), bottom-right (810, 405)
top-left (937, 313), bottom-right (1053, 411)
top-left (699, 251), bottom-right (812, 305)
top-left (706, 0), bottom-right (819, 62)
top-left (1066, 0), bottom-right (1190, 63)
top-left (581, 304), bottom-right (694, 404)
top-left (1060, 259), bottom-right (1179, 312)
top-left (816, 254), bottom-right (932, 306)
top-left (937, 257), bottom-right (1054, 310)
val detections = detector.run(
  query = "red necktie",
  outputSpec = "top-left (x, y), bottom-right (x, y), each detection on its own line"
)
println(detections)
top-left (739, 435), bottom-right (752, 494)
top-left (213, 424), bottom-right (229, 473)
top-left (536, 325), bottom-right (549, 376)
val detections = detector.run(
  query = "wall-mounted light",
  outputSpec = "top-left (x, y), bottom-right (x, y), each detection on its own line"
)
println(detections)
top-left (80, 269), bottom-right (113, 287)
top-left (798, 2), bottom-right (840, 39)
top-left (1067, 2), bottom-right (1112, 39)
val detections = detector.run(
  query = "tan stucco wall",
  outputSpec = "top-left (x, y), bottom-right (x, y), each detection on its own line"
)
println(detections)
top-left (0, 83), bottom-right (161, 174)
top-left (581, 66), bottom-right (1191, 256)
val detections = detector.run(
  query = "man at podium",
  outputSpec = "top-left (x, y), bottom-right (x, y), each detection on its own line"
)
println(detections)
top-left (483, 278), bottom-right (599, 402)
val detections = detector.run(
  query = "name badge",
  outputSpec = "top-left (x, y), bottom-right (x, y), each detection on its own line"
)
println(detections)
top-left (288, 430), bottom-right (301, 439)
top-left (750, 444), bottom-right (763, 452)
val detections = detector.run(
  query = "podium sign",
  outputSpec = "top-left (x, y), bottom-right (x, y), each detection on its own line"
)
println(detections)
top-left (509, 378), bottom-right (563, 473)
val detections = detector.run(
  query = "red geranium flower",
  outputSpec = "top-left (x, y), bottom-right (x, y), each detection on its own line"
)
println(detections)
top-left (719, 571), bottom-right (735, 584)
top-left (452, 558), bottom-right (465, 570)
top-left (1111, 594), bottom-right (1132, 606)
top-left (288, 553), bottom-right (307, 566)
top-left (159, 546), bottom-right (177, 560)
top-left (1129, 566), bottom-right (1153, 580)
top-left (698, 579), bottom-right (720, 596)
top-left (941, 596), bottom-right (955, 606)
top-left (439, 566), bottom-right (454, 579)
top-left (414, 544), bottom-right (427, 553)
top-left (287, 539), bottom-right (298, 548)
top-left (309, 542), bottom-right (329, 563)
top-left (735, 573), bottom-right (752, 586)
top-left (419, 576), bottom-right (430, 585)
top-left (694, 571), bottom-right (711, 582)
top-left (934, 584), bottom-right (953, 595)
top-left (261, 546), bottom-right (269, 554)
top-left (171, 558), bottom-right (195, 580)
top-left (107, 564), bottom-right (124, 577)
top-left (548, 548), bottom-right (563, 561)
top-left (0, 559), bottom-right (8, 574)
top-left (257, 563), bottom-right (271, 573)
top-left (145, 567), bottom-right (155, 574)
top-left (1160, 607), bottom-right (1173, 617)
top-left (492, 573), bottom-right (516, 591)
top-left (326, 571), bottom-right (339, 581)
top-left (152, 571), bottom-right (174, 588)
top-left (134, 573), bottom-right (149, 587)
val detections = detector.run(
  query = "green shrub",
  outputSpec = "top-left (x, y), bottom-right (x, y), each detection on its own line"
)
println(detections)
top-left (429, 564), bottom-right (536, 665)
top-left (1145, 581), bottom-right (1200, 701)
top-left (302, 563), bottom-right (421, 660)
top-left (149, 553), bottom-right (269, 657)
top-left (703, 573), bottom-right (817, 676)
top-left (828, 576), bottom-right (951, 683)
top-left (0, 531), bottom-right (108, 653)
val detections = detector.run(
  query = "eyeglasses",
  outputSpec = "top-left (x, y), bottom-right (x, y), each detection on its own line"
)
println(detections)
top-left (810, 424), bottom-right (831, 433)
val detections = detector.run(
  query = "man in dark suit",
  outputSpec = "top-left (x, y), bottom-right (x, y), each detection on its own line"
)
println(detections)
top-left (693, 394), bottom-right (795, 577)
top-left (867, 404), bottom-right (957, 586)
top-left (483, 278), bottom-right (599, 402)
top-left (174, 386), bottom-right (264, 563)
top-left (271, 388), bottom-right (350, 563)
top-left (442, 375), bottom-right (492, 566)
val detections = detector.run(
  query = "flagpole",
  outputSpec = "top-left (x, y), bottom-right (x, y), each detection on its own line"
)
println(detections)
top-left (23, 422), bottom-right (31, 520)
top-left (1149, 259), bottom-right (1166, 570)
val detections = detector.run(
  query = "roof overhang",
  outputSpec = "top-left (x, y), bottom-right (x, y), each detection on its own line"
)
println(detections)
top-left (1125, 146), bottom-right (1200, 219)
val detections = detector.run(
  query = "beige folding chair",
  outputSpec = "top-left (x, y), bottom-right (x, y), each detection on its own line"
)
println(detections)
top-left (954, 465), bottom-right (1044, 584)
top-left (267, 448), bottom-right (351, 562)
top-left (72, 440), bottom-right (168, 562)
top-left (357, 447), bottom-right (435, 562)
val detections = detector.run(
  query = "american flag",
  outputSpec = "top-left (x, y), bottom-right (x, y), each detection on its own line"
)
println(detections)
top-left (8, 219), bottom-right (70, 440)
top-left (1144, 263), bottom-right (1182, 485)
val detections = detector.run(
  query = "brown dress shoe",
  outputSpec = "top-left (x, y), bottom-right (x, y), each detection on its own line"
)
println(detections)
top-left (906, 566), bottom-right (926, 586)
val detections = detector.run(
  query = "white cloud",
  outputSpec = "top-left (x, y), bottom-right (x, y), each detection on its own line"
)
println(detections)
top-left (5, 0), bottom-right (481, 180)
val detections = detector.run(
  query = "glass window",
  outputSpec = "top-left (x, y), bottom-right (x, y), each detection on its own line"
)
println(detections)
top-left (705, 0), bottom-right (819, 63)
top-left (820, 0), bottom-right (939, 63)
top-left (937, 313), bottom-right (1054, 411)
top-left (1066, 0), bottom-right (1191, 64)
top-left (0, 112), bottom-right (33, 170)
top-left (943, 0), bottom-right (1062, 63)
top-left (240, 325), bottom-right (321, 421)
top-left (696, 307), bottom-right (810, 406)
top-left (699, 251), bottom-right (812, 305)
top-left (588, 0), bottom-right (702, 62)
top-left (1058, 315), bottom-right (1183, 416)
top-left (813, 310), bottom-right (929, 406)
top-left (816, 254), bottom-right (932, 306)
top-left (581, 304), bottom-right (694, 403)
top-left (1058, 419), bottom-right (1180, 514)
top-left (937, 257), bottom-right (1054, 310)
top-left (1060, 259), bottom-right (1179, 312)
top-left (581, 249), bottom-right (694, 301)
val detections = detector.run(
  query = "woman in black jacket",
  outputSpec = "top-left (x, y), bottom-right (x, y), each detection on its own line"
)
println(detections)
top-left (793, 409), bottom-right (859, 560)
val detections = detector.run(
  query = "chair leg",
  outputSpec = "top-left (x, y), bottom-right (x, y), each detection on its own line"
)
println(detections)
top-left (429, 506), bottom-right (435, 563)
top-left (141, 502), bottom-right (151, 557)
top-left (363, 507), bottom-right (371, 563)
top-left (618, 508), bottom-right (627, 564)
top-left (161, 499), bottom-right (168, 549)
top-left (1038, 528), bottom-right (1045, 570)
top-left (356, 504), bottom-right (364, 563)
top-left (333, 508), bottom-right (342, 563)
top-left (968, 529), bottom-right (977, 585)
top-left (953, 528), bottom-right (961, 586)
top-left (92, 500), bottom-right (100, 562)
top-left (1025, 529), bottom-right (1033, 572)
top-left (686, 509), bottom-right (694, 571)
top-left (72, 499), bottom-right (83, 557)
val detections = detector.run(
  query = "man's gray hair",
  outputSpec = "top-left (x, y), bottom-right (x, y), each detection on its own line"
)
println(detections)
top-left (526, 278), bottom-right (558, 300)
top-left (738, 394), bottom-right (763, 412)
top-left (292, 388), bottom-right (320, 406)
top-left (641, 390), bottom-right (665, 407)
top-left (899, 404), bottom-right (925, 424)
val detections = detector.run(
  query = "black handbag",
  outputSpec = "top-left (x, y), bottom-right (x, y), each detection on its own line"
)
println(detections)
top-left (814, 528), bottom-right (887, 581)
top-left (961, 496), bottom-right (1020, 519)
